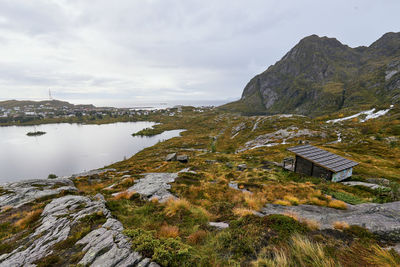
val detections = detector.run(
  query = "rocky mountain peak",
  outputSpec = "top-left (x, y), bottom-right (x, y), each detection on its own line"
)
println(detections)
top-left (223, 32), bottom-right (400, 116)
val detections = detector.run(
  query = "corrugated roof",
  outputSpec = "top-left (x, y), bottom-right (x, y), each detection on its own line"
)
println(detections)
top-left (287, 144), bottom-right (358, 173)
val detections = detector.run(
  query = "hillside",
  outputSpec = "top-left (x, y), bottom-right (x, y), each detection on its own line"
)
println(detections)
top-left (221, 32), bottom-right (400, 116)
top-left (1, 106), bottom-right (400, 266)
top-left (0, 99), bottom-right (95, 109)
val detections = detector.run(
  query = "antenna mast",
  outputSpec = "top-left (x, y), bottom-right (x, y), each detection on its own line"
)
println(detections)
top-left (49, 89), bottom-right (53, 100)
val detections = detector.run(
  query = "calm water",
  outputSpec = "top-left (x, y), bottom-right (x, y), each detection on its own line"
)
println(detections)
top-left (0, 122), bottom-right (183, 182)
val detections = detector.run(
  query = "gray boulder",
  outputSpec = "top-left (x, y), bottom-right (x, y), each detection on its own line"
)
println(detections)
top-left (165, 153), bottom-right (177, 161)
top-left (237, 164), bottom-right (247, 171)
top-left (261, 201), bottom-right (400, 242)
top-left (125, 173), bottom-right (178, 202)
top-left (177, 155), bottom-right (189, 163)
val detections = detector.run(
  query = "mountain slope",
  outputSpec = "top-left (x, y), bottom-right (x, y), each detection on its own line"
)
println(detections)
top-left (222, 32), bottom-right (400, 116)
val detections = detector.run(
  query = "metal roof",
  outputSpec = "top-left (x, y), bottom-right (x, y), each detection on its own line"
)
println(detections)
top-left (287, 144), bottom-right (358, 173)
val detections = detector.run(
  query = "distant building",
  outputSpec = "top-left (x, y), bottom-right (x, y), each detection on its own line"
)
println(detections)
top-left (284, 144), bottom-right (358, 182)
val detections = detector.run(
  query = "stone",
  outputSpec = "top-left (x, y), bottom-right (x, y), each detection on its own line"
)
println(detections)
top-left (177, 155), bottom-right (189, 163)
top-left (261, 201), bottom-right (400, 242)
top-left (0, 193), bottom-right (159, 267)
top-left (237, 164), bottom-right (247, 171)
top-left (0, 178), bottom-right (77, 209)
top-left (342, 181), bottom-right (389, 190)
top-left (125, 173), bottom-right (178, 202)
top-left (209, 222), bottom-right (229, 229)
top-left (165, 153), bottom-right (177, 161)
top-left (366, 178), bottom-right (391, 187)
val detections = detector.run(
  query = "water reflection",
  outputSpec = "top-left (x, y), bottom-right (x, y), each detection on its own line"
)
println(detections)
top-left (0, 122), bottom-right (183, 182)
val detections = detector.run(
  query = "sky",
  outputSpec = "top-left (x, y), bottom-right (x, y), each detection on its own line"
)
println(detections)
top-left (0, 0), bottom-right (399, 107)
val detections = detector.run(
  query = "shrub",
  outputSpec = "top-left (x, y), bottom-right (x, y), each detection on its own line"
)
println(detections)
top-left (124, 228), bottom-right (197, 266)
top-left (265, 214), bottom-right (309, 239)
top-left (47, 174), bottom-right (57, 179)
top-left (273, 199), bottom-right (292, 206)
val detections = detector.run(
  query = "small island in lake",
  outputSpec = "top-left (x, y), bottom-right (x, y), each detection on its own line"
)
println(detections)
top-left (26, 131), bottom-right (46, 136)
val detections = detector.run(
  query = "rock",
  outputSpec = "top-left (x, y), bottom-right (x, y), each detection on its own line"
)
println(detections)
top-left (76, 218), bottom-right (155, 267)
top-left (209, 222), bottom-right (229, 229)
top-left (177, 155), bottom-right (189, 163)
top-left (125, 173), bottom-right (178, 202)
top-left (366, 178), bottom-right (391, 187)
top-left (71, 168), bottom-right (116, 178)
top-left (0, 195), bottom-right (111, 266)
top-left (228, 182), bottom-right (252, 194)
top-left (0, 178), bottom-right (77, 209)
top-left (178, 168), bottom-right (197, 174)
top-left (165, 153), bottom-right (177, 161)
top-left (238, 127), bottom-right (323, 152)
top-left (237, 164), bottom-right (247, 171)
top-left (121, 175), bottom-right (131, 179)
top-left (261, 201), bottom-right (400, 242)
top-left (0, 194), bottom-right (159, 267)
top-left (342, 181), bottom-right (389, 190)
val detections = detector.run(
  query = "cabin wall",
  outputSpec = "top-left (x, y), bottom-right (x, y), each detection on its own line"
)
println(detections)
top-left (312, 164), bottom-right (332, 180)
top-left (295, 156), bottom-right (313, 176)
top-left (295, 156), bottom-right (332, 180)
top-left (332, 168), bottom-right (353, 182)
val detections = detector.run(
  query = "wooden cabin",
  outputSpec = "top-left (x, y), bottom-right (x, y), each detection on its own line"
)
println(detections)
top-left (285, 144), bottom-right (358, 182)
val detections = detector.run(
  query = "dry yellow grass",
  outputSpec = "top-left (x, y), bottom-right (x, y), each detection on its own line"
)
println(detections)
top-left (328, 199), bottom-right (347, 210)
top-left (333, 221), bottom-right (350, 230)
top-left (301, 218), bottom-right (320, 230)
top-left (164, 198), bottom-right (191, 217)
top-left (114, 190), bottom-right (136, 200)
top-left (283, 211), bottom-right (299, 221)
top-left (309, 197), bottom-right (327, 206)
top-left (14, 209), bottom-right (43, 229)
top-left (273, 199), bottom-right (292, 206)
top-left (187, 230), bottom-right (207, 245)
top-left (233, 207), bottom-right (255, 217)
top-left (158, 225), bottom-right (179, 238)
top-left (244, 192), bottom-right (267, 211)
top-left (283, 195), bottom-right (300, 205)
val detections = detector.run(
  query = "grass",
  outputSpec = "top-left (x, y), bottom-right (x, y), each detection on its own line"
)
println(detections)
top-left (2, 106), bottom-right (399, 266)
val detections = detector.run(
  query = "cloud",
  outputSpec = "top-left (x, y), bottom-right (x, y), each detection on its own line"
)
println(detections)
top-left (0, 0), bottom-right (399, 106)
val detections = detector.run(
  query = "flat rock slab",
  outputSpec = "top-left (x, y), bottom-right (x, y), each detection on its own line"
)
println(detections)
top-left (209, 222), bottom-right (229, 229)
top-left (261, 201), bottom-right (400, 242)
top-left (342, 181), bottom-right (389, 190)
top-left (127, 173), bottom-right (179, 202)
top-left (0, 178), bottom-right (77, 209)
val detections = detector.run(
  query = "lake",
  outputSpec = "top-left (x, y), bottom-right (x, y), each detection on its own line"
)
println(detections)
top-left (0, 122), bottom-right (183, 183)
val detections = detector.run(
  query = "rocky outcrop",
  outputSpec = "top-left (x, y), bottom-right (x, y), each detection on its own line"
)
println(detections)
top-left (0, 178), bottom-right (77, 209)
top-left (125, 173), bottom-right (179, 202)
top-left (0, 179), bottom-right (159, 267)
top-left (238, 127), bottom-right (323, 152)
top-left (76, 217), bottom-right (157, 267)
top-left (261, 201), bottom-right (400, 242)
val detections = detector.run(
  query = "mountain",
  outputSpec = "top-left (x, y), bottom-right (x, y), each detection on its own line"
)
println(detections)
top-left (222, 32), bottom-right (400, 116)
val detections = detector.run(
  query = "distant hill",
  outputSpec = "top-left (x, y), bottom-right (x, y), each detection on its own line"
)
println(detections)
top-left (0, 100), bottom-right (95, 109)
top-left (221, 32), bottom-right (400, 116)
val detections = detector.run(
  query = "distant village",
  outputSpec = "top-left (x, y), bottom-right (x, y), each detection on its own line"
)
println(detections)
top-left (0, 100), bottom-right (210, 123)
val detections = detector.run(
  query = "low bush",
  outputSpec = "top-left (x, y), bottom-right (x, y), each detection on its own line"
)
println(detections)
top-left (124, 228), bottom-right (197, 266)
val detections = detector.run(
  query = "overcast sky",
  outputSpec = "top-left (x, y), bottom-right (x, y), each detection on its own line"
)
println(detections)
top-left (0, 0), bottom-right (399, 107)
